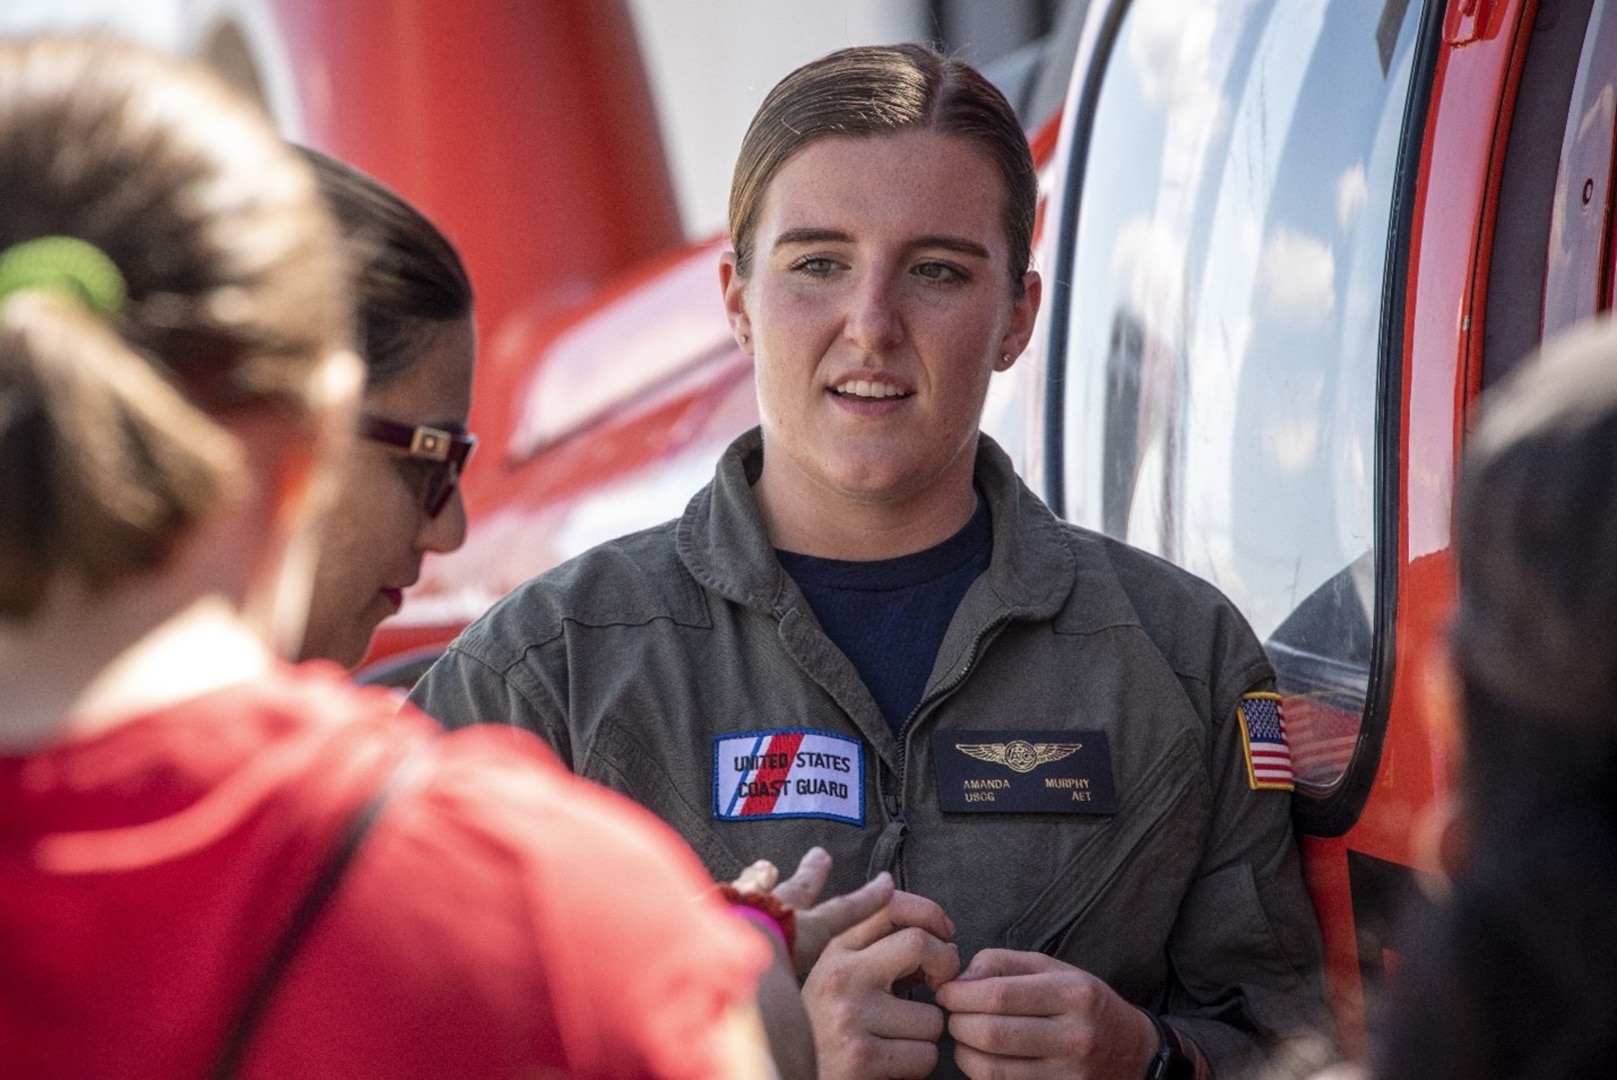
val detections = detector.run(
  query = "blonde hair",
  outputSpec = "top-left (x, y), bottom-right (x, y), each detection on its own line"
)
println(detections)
top-left (0, 35), bottom-right (350, 617)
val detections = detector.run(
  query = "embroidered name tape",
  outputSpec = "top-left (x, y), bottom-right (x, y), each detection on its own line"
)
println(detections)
top-left (714, 729), bottom-right (864, 825)
top-left (933, 729), bottom-right (1118, 814)
top-left (1238, 692), bottom-right (1294, 791)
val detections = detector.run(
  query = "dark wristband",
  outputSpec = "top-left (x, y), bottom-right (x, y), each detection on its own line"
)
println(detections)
top-left (1140, 1009), bottom-right (1195, 1080)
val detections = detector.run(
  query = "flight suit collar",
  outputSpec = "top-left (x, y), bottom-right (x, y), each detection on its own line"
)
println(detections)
top-left (678, 427), bottom-right (1077, 618)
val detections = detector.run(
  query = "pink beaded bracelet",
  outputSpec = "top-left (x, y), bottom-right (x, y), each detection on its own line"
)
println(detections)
top-left (716, 882), bottom-right (797, 959)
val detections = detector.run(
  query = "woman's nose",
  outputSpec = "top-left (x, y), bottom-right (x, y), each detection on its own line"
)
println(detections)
top-left (843, 273), bottom-right (903, 354)
top-left (417, 489), bottom-right (468, 554)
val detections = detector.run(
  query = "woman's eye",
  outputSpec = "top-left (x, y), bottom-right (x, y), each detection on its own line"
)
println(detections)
top-left (396, 457), bottom-right (435, 497)
top-left (914, 260), bottom-right (966, 284)
top-left (789, 256), bottom-right (839, 277)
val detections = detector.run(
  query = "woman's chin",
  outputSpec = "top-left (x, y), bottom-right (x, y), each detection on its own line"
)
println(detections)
top-left (296, 618), bottom-right (375, 671)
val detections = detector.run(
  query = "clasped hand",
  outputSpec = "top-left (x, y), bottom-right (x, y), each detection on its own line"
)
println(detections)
top-left (745, 851), bottom-right (1159, 1080)
top-left (937, 950), bottom-right (1160, 1080)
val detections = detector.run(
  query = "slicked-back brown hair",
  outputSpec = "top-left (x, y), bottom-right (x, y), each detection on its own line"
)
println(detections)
top-left (727, 43), bottom-right (1036, 292)
top-left (299, 147), bottom-right (472, 389)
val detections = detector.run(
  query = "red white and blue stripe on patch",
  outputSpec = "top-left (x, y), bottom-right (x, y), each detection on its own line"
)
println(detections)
top-left (713, 729), bottom-right (864, 825)
top-left (1237, 692), bottom-right (1294, 791)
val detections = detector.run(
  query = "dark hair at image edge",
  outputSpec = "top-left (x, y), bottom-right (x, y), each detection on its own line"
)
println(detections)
top-left (1451, 314), bottom-right (1617, 729)
top-left (0, 35), bottom-right (348, 618)
top-left (297, 146), bottom-right (472, 389)
top-left (727, 42), bottom-right (1037, 292)
top-left (1372, 315), bottom-right (1617, 1080)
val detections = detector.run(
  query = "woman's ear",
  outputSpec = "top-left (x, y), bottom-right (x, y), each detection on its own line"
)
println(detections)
top-left (259, 348), bottom-right (362, 530)
top-left (719, 251), bottom-right (754, 355)
top-left (234, 348), bottom-right (363, 658)
top-left (218, 407), bottom-right (319, 658)
top-left (996, 270), bottom-right (1042, 370)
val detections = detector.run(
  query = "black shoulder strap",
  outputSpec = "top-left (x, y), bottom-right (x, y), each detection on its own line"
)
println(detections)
top-left (210, 747), bottom-right (422, 1080)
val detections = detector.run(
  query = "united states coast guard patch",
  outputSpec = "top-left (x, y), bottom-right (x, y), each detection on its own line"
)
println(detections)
top-left (713, 729), bottom-right (864, 825)
top-left (1238, 692), bottom-right (1294, 791)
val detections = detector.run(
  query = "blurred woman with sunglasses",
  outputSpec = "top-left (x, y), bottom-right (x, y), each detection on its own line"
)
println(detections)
top-left (0, 35), bottom-right (779, 1078)
top-left (295, 148), bottom-right (476, 670)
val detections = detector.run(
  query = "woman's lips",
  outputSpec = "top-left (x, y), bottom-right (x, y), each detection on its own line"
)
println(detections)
top-left (381, 587), bottom-right (404, 612)
top-left (829, 388), bottom-right (910, 416)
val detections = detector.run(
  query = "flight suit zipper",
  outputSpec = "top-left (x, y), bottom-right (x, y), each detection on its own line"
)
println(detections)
top-left (878, 614), bottom-right (1011, 889)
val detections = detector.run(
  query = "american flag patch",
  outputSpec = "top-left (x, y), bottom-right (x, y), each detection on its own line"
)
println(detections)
top-left (1238, 692), bottom-right (1294, 791)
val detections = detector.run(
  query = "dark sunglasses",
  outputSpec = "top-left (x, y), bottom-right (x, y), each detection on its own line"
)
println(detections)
top-left (358, 415), bottom-right (477, 518)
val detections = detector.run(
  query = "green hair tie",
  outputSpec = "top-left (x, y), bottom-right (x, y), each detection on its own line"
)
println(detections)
top-left (0, 235), bottom-right (127, 320)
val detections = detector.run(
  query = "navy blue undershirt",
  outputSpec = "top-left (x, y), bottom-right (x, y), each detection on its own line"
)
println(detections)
top-left (776, 497), bottom-right (992, 734)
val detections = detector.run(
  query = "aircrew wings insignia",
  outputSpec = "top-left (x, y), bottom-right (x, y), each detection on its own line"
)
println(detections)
top-left (954, 739), bottom-right (1083, 773)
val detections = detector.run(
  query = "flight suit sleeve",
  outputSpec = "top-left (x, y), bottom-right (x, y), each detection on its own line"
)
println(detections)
top-left (1163, 675), bottom-right (1333, 1073)
top-left (409, 633), bottom-right (576, 767)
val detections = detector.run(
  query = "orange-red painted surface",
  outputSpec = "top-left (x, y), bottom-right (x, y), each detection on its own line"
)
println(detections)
top-left (1300, 0), bottom-right (1534, 1051)
top-left (263, 0), bottom-right (683, 464)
